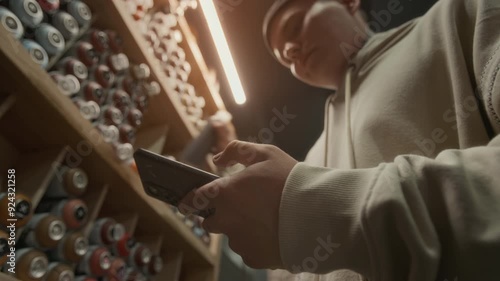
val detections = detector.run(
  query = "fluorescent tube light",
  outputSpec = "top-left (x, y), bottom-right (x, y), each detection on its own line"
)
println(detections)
top-left (199, 0), bottom-right (247, 105)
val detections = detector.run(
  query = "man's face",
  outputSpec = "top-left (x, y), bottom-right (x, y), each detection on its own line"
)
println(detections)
top-left (268, 0), bottom-right (360, 89)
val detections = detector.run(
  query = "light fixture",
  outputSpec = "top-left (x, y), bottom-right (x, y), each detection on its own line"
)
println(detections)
top-left (199, 0), bottom-right (247, 105)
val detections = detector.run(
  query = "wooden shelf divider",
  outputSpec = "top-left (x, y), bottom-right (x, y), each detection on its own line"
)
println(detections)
top-left (16, 147), bottom-right (68, 209)
top-left (82, 185), bottom-right (109, 237)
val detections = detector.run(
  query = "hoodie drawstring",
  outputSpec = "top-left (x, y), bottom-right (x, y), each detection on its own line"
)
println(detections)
top-left (345, 65), bottom-right (356, 168)
top-left (323, 65), bottom-right (356, 168)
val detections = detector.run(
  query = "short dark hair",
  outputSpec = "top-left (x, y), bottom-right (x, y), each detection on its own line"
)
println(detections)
top-left (262, 0), bottom-right (292, 57)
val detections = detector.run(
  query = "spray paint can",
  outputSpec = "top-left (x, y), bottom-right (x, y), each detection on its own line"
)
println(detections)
top-left (65, 0), bottom-right (91, 27)
top-left (130, 63), bottom-right (150, 81)
top-left (104, 53), bottom-right (130, 74)
top-left (0, 6), bottom-right (24, 39)
top-left (49, 71), bottom-right (73, 96)
top-left (45, 165), bottom-right (88, 198)
top-left (58, 57), bottom-right (89, 81)
top-left (143, 81), bottom-right (160, 97)
top-left (68, 41), bottom-right (99, 67)
top-left (22, 39), bottom-right (49, 69)
top-left (123, 268), bottom-right (147, 281)
top-left (124, 108), bottom-right (143, 128)
top-left (0, 192), bottom-right (33, 227)
top-left (118, 123), bottom-right (136, 144)
top-left (73, 99), bottom-right (100, 121)
top-left (52, 11), bottom-right (79, 40)
top-left (9, 0), bottom-right (43, 28)
top-left (36, 198), bottom-right (88, 230)
top-left (127, 243), bottom-right (152, 269)
top-left (108, 89), bottom-right (131, 111)
top-left (45, 262), bottom-right (74, 281)
top-left (89, 64), bottom-right (115, 89)
top-left (19, 213), bottom-right (66, 249)
top-left (36, 0), bottom-right (59, 14)
top-left (94, 124), bottom-right (119, 144)
top-left (47, 231), bottom-right (88, 263)
top-left (142, 254), bottom-right (163, 276)
top-left (76, 246), bottom-right (112, 277)
top-left (89, 218), bottom-right (125, 246)
top-left (34, 23), bottom-right (65, 56)
top-left (110, 232), bottom-right (135, 258)
top-left (80, 81), bottom-right (106, 104)
top-left (84, 29), bottom-right (109, 54)
top-left (106, 30), bottom-right (123, 53)
top-left (115, 75), bottom-right (140, 96)
top-left (112, 142), bottom-right (133, 161)
top-left (10, 248), bottom-right (48, 280)
top-left (105, 257), bottom-right (126, 281)
top-left (100, 105), bottom-right (124, 127)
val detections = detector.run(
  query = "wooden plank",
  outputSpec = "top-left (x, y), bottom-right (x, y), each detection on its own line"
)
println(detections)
top-left (82, 185), bottom-right (109, 237)
top-left (0, 26), bottom-right (215, 267)
top-left (182, 265), bottom-right (213, 281)
top-left (83, 0), bottom-right (199, 152)
top-left (0, 94), bottom-right (16, 121)
top-left (155, 250), bottom-right (184, 281)
top-left (134, 123), bottom-right (169, 154)
top-left (208, 234), bottom-right (223, 281)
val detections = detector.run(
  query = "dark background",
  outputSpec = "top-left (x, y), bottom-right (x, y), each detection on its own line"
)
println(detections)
top-left (186, 0), bottom-right (439, 160)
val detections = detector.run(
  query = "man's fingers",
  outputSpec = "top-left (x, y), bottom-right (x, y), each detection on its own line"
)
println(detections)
top-left (201, 215), bottom-right (225, 234)
top-left (213, 140), bottom-right (272, 167)
top-left (178, 179), bottom-right (224, 215)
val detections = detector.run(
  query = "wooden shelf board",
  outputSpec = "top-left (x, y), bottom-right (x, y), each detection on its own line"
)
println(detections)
top-left (0, 93), bottom-right (16, 121)
top-left (209, 234), bottom-right (223, 281)
top-left (83, 0), bottom-right (200, 152)
top-left (0, 26), bottom-right (215, 267)
top-left (155, 250), bottom-right (183, 281)
top-left (0, 273), bottom-right (20, 281)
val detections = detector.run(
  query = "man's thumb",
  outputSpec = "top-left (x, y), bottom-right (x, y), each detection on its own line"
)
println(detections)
top-left (213, 140), bottom-right (270, 167)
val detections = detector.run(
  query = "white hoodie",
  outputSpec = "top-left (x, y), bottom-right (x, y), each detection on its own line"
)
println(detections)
top-left (270, 0), bottom-right (500, 280)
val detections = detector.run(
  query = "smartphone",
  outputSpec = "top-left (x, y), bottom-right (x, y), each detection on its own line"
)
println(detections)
top-left (133, 148), bottom-right (219, 216)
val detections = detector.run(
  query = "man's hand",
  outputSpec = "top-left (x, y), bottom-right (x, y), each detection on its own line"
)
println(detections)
top-left (179, 140), bottom-right (298, 269)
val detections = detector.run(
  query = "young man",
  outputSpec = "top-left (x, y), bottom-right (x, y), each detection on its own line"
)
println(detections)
top-left (179, 0), bottom-right (500, 280)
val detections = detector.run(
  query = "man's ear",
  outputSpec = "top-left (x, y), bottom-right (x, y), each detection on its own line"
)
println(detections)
top-left (339, 0), bottom-right (360, 14)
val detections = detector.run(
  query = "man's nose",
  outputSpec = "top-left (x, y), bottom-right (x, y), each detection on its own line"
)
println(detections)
top-left (283, 42), bottom-right (301, 62)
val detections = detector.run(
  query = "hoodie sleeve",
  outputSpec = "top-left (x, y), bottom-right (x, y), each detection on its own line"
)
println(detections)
top-left (279, 133), bottom-right (500, 281)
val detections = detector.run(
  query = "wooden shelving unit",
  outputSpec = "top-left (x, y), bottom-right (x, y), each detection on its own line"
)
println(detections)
top-left (0, 0), bottom-right (227, 280)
